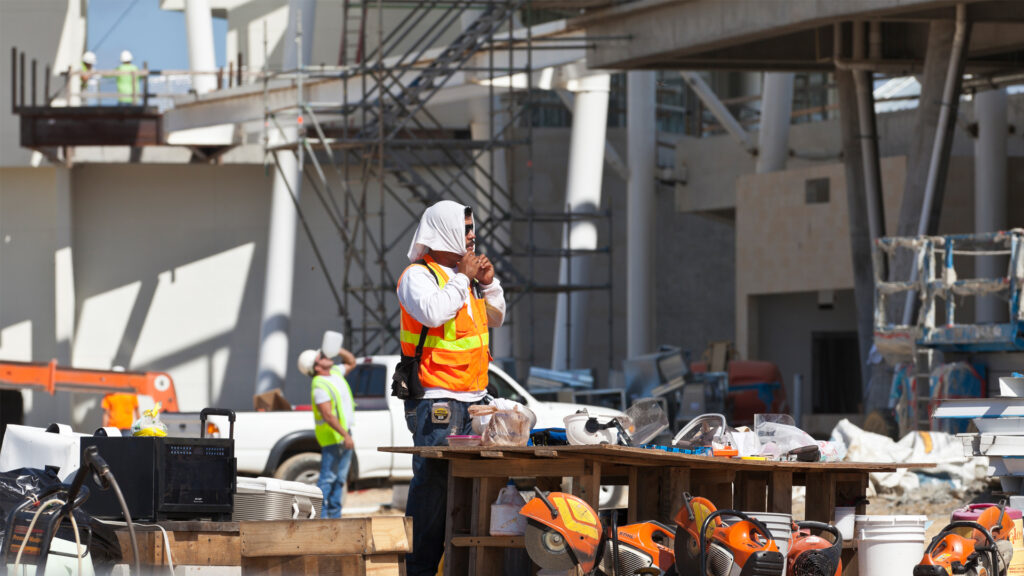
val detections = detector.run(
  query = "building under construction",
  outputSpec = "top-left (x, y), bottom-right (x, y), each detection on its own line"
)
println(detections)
top-left (2, 0), bottom-right (1024, 437)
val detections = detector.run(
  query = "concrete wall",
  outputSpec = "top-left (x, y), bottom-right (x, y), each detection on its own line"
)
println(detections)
top-left (756, 289), bottom-right (859, 419)
top-left (0, 0), bottom-right (86, 168)
top-left (677, 92), bottom-right (1024, 214)
top-left (738, 155), bottom-right (1024, 360)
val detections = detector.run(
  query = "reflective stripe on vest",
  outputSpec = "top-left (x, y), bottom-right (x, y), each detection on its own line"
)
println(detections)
top-left (312, 366), bottom-right (352, 447)
top-left (397, 254), bottom-right (490, 393)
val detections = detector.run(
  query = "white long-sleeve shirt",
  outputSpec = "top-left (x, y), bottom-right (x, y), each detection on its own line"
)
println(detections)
top-left (397, 260), bottom-right (505, 401)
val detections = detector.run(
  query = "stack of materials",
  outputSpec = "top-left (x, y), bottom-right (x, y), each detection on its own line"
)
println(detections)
top-left (937, 376), bottom-right (1024, 500)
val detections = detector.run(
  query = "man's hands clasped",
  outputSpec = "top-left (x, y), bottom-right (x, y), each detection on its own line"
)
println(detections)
top-left (457, 253), bottom-right (494, 286)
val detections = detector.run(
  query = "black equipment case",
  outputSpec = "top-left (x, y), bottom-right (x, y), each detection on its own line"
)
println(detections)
top-left (79, 408), bottom-right (236, 522)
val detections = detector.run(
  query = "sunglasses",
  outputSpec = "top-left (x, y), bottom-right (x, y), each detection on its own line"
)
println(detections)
top-left (465, 224), bottom-right (474, 235)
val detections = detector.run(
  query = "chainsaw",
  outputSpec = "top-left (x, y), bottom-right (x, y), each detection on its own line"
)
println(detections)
top-left (520, 490), bottom-right (676, 575)
top-left (787, 521), bottom-right (842, 576)
top-left (673, 492), bottom-right (784, 576)
top-left (915, 503), bottom-right (1015, 576)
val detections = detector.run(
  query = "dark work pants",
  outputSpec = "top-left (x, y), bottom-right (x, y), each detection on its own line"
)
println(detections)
top-left (404, 397), bottom-right (481, 576)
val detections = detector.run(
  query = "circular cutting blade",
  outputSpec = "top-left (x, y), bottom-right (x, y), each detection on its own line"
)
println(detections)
top-left (525, 522), bottom-right (579, 571)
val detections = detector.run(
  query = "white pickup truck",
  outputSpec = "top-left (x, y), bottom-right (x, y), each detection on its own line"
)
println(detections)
top-left (183, 356), bottom-right (623, 490)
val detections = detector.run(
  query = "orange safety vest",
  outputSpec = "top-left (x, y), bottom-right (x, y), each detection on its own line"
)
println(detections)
top-left (398, 254), bottom-right (491, 393)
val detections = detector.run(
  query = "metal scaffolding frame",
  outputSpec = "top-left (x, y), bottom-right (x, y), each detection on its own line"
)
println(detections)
top-left (262, 0), bottom-right (616, 368)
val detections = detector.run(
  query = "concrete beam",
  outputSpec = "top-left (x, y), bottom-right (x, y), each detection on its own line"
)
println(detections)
top-left (579, 0), bottom-right (993, 69)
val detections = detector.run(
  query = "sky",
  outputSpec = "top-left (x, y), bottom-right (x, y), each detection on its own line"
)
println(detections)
top-left (87, 0), bottom-right (227, 71)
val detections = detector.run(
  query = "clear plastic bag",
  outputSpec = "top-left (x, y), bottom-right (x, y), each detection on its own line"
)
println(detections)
top-left (131, 402), bottom-right (168, 437)
top-left (471, 401), bottom-right (535, 447)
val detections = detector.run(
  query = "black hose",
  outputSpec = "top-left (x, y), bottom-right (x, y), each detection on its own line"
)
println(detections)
top-left (611, 510), bottom-right (620, 576)
top-left (104, 470), bottom-right (140, 576)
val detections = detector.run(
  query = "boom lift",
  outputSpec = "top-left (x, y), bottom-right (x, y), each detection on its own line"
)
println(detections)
top-left (0, 359), bottom-right (179, 412)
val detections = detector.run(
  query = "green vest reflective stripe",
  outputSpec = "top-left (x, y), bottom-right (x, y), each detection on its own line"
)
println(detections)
top-left (116, 63), bottom-right (138, 103)
top-left (311, 366), bottom-right (354, 447)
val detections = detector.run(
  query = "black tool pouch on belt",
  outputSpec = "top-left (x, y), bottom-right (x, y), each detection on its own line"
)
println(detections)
top-left (391, 260), bottom-right (439, 400)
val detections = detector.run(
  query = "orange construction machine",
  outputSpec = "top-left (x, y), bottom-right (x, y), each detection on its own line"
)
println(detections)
top-left (0, 359), bottom-right (179, 412)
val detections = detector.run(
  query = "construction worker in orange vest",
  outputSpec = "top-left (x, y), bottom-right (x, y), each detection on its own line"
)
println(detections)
top-left (395, 200), bottom-right (505, 576)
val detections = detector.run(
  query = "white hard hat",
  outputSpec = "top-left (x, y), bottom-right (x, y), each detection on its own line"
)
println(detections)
top-left (120, 50), bottom-right (133, 63)
top-left (297, 349), bottom-right (319, 377)
top-left (82, 51), bottom-right (96, 65)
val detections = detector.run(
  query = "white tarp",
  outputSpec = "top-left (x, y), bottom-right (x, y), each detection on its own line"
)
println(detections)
top-left (829, 419), bottom-right (989, 494)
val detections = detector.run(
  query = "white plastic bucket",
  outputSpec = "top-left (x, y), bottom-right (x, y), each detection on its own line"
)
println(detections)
top-left (834, 507), bottom-right (856, 542)
top-left (747, 512), bottom-right (793, 556)
top-left (855, 515), bottom-right (927, 576)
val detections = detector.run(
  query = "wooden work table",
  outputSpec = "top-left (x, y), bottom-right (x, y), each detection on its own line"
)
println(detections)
top-left (381, 444), bottom-right (934, 576)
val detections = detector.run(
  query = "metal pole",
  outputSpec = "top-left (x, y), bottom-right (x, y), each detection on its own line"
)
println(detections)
top-left (902, 3), bottom-right (969, 325)
top-left (20, 51), bottom-right (26, 108)
top-left (852, 21), bottom-right (887, 245)
top-left (680, 71), bottom-right (757, 155)
top-left (31, 59), bottom-right (36, 107)
top-left (10, 48), bottom-right (16, 113)
top-left (627, 70), bottom-right (656, 358)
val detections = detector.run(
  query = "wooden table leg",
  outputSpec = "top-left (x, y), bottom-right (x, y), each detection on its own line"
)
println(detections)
top-left (768, 471), bottom-right (793, 515)
top-left (658, 468), bottom-right (691, 524)
top-left (804, 472), bottom-right (836, 523)
top-left (734, 472), bottom-right (768, 512)
top-left (469, 476), bottom-right (506, 575)
top-left (444, 465), bottom-right (472, 576)
top-left (573, 460), bottom-right (602, 511)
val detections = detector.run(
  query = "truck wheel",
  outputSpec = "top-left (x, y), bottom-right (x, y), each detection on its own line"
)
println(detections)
top-left (275, 452), bottom-right (321, 484)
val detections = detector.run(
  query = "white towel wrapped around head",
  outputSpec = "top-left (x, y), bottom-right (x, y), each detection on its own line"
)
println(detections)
top-left (407, 200), bottom-right (471, 262)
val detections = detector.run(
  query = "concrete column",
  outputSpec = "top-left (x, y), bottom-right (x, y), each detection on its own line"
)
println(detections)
top-left (283, 0), bottom-right (317, 70)
top-left (469, 97), bottom-right (512, 359)
top-left (755, 73), bottom-right (794, 173)
top-left (974, 88), bottom-right (1009, 323)
top-left (256, 128), bottom-right (303, 395)
top-left (184, 0), bottom-right (217, 95)
top-left (837, 69), bottom-right (876, 401)
top-left (552, 73), bottom-right (610, 370)
top-left (891, 16), bottom-right (971, 320)
top-left (54, 167), bottom-right (75, 365)
top-left (627, 71), bottom-right (656, 358)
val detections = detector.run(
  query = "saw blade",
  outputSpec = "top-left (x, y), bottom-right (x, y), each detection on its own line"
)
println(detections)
top-left (674, 529), bottom-right (703, 576)
top-left (525, 522), bottom-right (579, 571)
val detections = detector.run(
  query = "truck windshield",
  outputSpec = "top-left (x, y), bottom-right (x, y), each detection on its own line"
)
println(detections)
top-left (345, 364), bottom-right (387, 410)
top-left (486, 370), bottom-right (525, 403)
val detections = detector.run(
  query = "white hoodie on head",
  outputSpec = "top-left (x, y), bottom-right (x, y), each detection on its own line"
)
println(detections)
top-left (407, 200), bottom-right (470, 263)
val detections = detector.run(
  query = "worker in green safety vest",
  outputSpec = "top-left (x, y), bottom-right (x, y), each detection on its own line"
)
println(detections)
top-left (115, 50), bottom-right (139, 104)
top-left (298, 346), bottom-right (357, 518)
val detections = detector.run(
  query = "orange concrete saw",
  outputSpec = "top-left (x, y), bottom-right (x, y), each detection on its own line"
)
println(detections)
top-left (915, 504), bottom-right (1015, 576)
top-left (673, 492), bottom-right (784, 576)
top-left (520, 490), bottom-right (676, 575)
top-left (787, 521), bottom-right (842, 576)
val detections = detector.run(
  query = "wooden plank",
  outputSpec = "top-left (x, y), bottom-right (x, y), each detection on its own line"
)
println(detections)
top-left (242, 555), bottom-right (363, 575)
top-left (804, 472), bottom-right (836, 523)
top-left (573, 460), bottom-right (602, 510)
top-left (768, 471), bottom-right (793, 515)
top-left (658, 468), bottom-right (690, 524)
top-left (444, 466), bottom-right (471, 576)
top-left (368, 517), bottom-right (413, 554)
top-left (470, 477), bottom-right (505, 574)
top-left (451, 536), bottom-right (525, 548)
top-left (451, 458), bottom-right (585, 478)
top-left (243, 519), bottom-right (390, 557)
top-left (735, 472), bottom-right (768, 512)
top-left (365, 554), bottom-right (403, 576)
top-left (535, 449), bottom-right (559, 457)
top-left (115, 529), bottom-right (241, 566)
top-left (479, 450), bottom-right (505, 458)
top-left (691, 469), bottom-right (734, 509)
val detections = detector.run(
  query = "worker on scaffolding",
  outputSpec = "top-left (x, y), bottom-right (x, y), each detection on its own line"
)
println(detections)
top-left (80, 51), bottom-right (98, 105)
top-left (395, 200), bottom-right (505, 575)
top-left (115, 50), bottom-right (139, 105)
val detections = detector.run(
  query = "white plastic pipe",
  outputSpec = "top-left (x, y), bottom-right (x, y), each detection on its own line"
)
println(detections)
top-left (256, 128), bottom-right (303, 395)
top-left (756, 72), bottom-right (794, 173)
top-left (552, 74), bottom-right (610, 370)
top-left (284, 0), bottom-right (317, 70)
top-left (184, 0), bottom-right (217, 95)
top-left (627, 71), bottom-right (656, 358)
top-left (974, 88), bottom-right (1009, 323)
